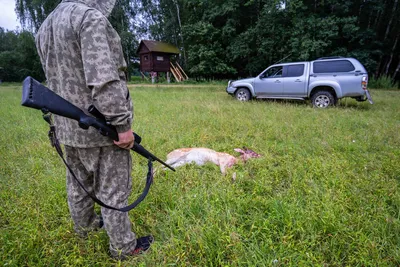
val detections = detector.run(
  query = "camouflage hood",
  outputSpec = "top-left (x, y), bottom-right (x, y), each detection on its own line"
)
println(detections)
top-left (62, 0), bottom-right (116, 17)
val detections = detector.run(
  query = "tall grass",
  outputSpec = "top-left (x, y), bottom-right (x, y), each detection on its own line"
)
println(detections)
top-left (1, 85), bottom-right (400, 266)
top-left (369, 75), bottom-right (399, 90)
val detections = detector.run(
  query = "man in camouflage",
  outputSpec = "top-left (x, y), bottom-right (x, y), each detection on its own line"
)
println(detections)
top-left (35, 0), bottom-right (152, 259)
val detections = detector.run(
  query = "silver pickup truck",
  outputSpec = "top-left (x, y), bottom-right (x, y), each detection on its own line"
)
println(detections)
top-left (226, 57), bottom-right (373, 108)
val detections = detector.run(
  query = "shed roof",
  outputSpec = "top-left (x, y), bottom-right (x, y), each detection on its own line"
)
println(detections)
top-left (138, 40), bottom-right (180, 54)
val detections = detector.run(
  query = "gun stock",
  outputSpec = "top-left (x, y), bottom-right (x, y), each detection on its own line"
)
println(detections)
top-left (21, 76), bottom-right (175, 171)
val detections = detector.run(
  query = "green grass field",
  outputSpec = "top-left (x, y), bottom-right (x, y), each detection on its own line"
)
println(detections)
top-left (1, 84), bottom-right (399, 266)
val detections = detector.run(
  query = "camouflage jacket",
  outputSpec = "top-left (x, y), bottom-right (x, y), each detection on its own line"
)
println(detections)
top-left (35, 0), bottom-right (133, 148)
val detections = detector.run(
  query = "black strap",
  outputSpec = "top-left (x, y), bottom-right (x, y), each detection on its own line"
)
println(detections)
top-left (45, 114), bottom-right (153, 212)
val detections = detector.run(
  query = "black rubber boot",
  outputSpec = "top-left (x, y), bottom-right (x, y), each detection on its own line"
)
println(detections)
top-left (130, 235), bottom-right (154, 255)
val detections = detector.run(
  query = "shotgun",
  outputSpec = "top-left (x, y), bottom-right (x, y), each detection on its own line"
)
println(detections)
top-left (21, 76), bottom-right (175, 171)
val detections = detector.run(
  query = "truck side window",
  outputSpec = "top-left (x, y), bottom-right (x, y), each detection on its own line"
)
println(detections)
top-left (262, 66), bottom-right (283, 78)
top-left (313, 60), bottom-right (355, 73)
top-left (286, 64), bottom-right (305, 77)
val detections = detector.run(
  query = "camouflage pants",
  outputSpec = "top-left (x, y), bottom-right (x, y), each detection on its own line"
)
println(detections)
top-left (64, 145), bottom-right (137, 257)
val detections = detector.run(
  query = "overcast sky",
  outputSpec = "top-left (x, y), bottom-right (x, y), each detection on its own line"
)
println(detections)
top-left (0, 0), bottom-right (21, 30)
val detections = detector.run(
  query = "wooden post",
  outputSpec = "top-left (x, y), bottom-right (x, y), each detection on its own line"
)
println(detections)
top-left (167, 72), bottom-right (171, 83)
top-left (141, 71), bottom-right (149, 81)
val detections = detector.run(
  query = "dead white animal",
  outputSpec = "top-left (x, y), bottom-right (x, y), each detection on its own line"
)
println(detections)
top-left (164, 147), bottom-right (261, 174)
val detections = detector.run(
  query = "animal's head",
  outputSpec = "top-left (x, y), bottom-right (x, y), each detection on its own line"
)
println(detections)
top-left (234, 147), bottom-right (261, 162)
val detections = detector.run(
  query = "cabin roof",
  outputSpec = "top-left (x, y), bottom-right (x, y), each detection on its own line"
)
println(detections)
top-left (137, 40), bottom-right (180, 54)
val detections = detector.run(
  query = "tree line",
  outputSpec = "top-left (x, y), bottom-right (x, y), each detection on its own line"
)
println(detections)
top-left (0, 28), bottom-right (44, 82)
top-left (0, 0), bottom-right (399, 84)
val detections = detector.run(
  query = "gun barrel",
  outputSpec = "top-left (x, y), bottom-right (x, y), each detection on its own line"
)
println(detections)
top-left (133, 144), bottom-right (175, 171)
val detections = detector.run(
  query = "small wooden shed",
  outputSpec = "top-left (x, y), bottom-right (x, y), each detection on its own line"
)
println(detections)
top-left (137, 40), bottom-right (180, 73)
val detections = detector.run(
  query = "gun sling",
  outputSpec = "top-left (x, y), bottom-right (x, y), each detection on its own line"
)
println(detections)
top-left (44, 112), bottom-right (153, 212)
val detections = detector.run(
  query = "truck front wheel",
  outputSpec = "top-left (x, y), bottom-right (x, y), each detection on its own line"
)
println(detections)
top-left (311, 91), bottom-right (336, 108)
top-left (235, 88), bottom-right (251, 101)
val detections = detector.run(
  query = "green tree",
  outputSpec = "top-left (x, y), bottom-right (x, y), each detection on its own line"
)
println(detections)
top-left (0, 27), bottom-right (44, 82)
top-left (135, 0), bottom-right (399, 82)
top-left (12, 0), bottom-right (400, 82)
top-left (16, 0), bottom-right (60, 31)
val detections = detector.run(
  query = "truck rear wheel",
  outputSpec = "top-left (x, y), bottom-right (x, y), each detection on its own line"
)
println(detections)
top-left (235, 88), bottom-right (251, 101)
top-left (311, 91), bottom-right (336, 108)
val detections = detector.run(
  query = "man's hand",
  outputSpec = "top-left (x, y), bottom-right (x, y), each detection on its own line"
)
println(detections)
top-left (114, 130), bottom-right (135, 149)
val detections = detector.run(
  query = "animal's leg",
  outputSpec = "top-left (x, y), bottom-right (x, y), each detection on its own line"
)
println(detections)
top-left (219, 164), bottom-right (227, 175)
top-left (170, 160), bottom-right (190, 168)
top-left (163, 157), bottom-right (183, 170)
top-left (164, 155), bottom-right (191, 170)
top-left (165, 158), bottom-right (177, 166)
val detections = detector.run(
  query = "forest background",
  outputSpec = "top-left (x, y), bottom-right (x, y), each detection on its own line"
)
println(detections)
top-left (0, 0), bottom-right (399, 87)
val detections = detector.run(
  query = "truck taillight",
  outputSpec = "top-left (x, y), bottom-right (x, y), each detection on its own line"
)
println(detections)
top-left (362, 76), bottom-right (368, 90)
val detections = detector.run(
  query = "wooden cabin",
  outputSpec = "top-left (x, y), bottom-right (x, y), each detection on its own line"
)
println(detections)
top-left (137, 40), bottom-right (180, 73)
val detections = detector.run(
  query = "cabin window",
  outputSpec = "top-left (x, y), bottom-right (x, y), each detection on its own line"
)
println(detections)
top-left (313, 60), bottom-right (355, 73)
top-left (157, 56), bottom-right (164, 61)
top-left (144, 55), bottom-right (149, 61)
top-left (285, 64), bottom-right (305, 77)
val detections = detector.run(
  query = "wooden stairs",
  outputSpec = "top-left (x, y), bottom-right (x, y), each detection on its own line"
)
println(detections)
top-left (170, 62), bottom-right (189, 82)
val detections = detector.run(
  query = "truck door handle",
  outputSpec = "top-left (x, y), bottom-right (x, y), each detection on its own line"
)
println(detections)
top-left (333, 75), bottom-right (337, 77)
top-left (311, 75), bottom-right (317, 78)
top-left (295, 79), bottom-right (302, 82)
top-left (275, 80), bottom-right (281, 83)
